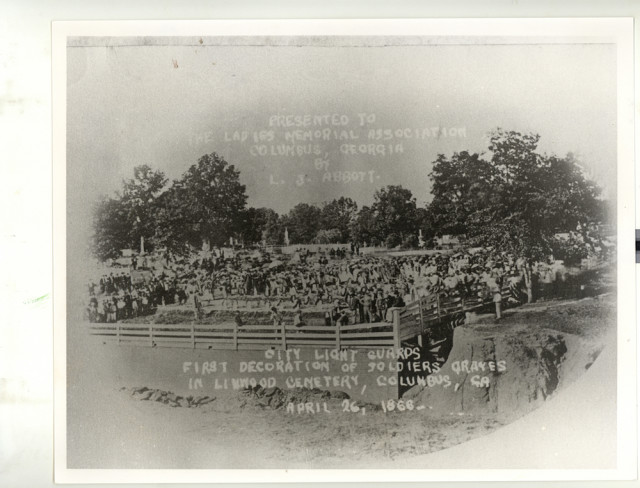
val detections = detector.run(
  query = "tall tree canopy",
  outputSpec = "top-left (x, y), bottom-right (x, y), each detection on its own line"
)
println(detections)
top-left (91, 165), bottom-right (167, 260)
top-left (121, 165), bottom-right (168, 250)
top-left (151, 187), bottom-right (191, 255)
top-left (283, 203), bottom-right (323, 244)
top-left (319, 197), bottom-right (358, 243)
top-left (91, 197), bottom-right (130, 261)
top-left (428, 151), bottom-right (496, 236)
top-left (428, 129), bottom-right (606, 301)
top-left (350, 205), bottom-right (378, 247)
top-left (91, 155), bottom-right (248, 258)
top-left (237, 207), bottom-right (283, 245)
top-left (371, 185), bottom-right (418, 248)
top-left (171, 153), bottom-right (248, 249)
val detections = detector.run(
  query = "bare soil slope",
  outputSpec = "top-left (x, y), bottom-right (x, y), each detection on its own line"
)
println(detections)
top-left (66, 294), bottom-right (615, 468)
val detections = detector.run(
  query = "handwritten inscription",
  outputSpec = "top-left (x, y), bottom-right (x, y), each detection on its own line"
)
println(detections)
top-left (181, 347), bottom-right (506, 408)
top-left (189, 112), bottom-right (466, 188)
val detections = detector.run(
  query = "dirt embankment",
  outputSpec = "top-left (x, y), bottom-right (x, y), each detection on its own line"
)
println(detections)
top-left (405, 294), bottom-right (614, 418)
top-left (67, 294), bottom-right (615, 468)
top-left (117, 295), bottom-right (614, 421)
top-left (123, 384), bottom-right (355, 411)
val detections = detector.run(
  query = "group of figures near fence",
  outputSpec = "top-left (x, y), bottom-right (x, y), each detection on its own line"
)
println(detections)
top-left (83, 245), bottom-right (554, 326)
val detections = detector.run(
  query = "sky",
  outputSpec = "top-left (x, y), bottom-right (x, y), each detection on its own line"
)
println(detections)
top-left (67, 36), bottom-right (617, 224)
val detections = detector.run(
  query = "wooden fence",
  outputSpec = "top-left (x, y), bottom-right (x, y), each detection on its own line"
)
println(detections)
top-left (88, 283), bottom-right (516, 351)
top-left (88, 321), bottom-right (396, 350)
top-left (398, 284), bottom-right (513, 344)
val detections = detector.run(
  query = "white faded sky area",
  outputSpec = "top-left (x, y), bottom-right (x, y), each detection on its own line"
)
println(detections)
top-left (67, 37), bottom-right (617, 224)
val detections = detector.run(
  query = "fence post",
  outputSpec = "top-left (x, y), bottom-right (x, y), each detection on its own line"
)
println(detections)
top-left (191, 322), bottom-right (196, 349)
top-left (392, 309), bottom-right (401, 351)
top-left (149, 324), bottom-right (153, 347)
top-left (436, 294), bottom-right (441, 320)
top-left (233, 321), bottom-right (238, 350)
top-left (281, 324), bottom-right (287, 350)
top-left (336, 322), bottom-right (341, 350)
top-left (116, 322), bottom-right (120, 345)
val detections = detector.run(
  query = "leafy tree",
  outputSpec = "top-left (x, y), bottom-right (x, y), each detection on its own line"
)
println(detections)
top-left (384, 233), bottom-right (403, 249)
top-left (284, 203), bottom-right (322, 244)
top-left (173, 153), bottom-right (248, 249)
top-left (120, 165), bottom-right (168, 253)
top-left (238, 207), bottom-right (282, 245)
top-left (314, 228), bottom-right (342, 244)
top-left (350, 205), bottom-right (378, 246)
top-left (371, 185), bottom-right (418, 244)
top-left (151, 186), bottom-right (192, 256)
top-left (91, 165), bottom-right (167, 260)
top-left (428, 151), bottom-right (496, 236)
top-left (320, 197), bottom-right (358, 243)
top-left (415, 207), bottom-right (436, 245)
top-left (429, 129), bottom-right (607, 302)
top-left (91, 197), bottom-right (130, 261)
top-left (400, 233), bottom-right (419, 249)
top-left (237, 207), bottom-right (264, 245)
top-left (261, 208), bottom-right (284, 245)
top-left (550, 232), bottom-right (593, 267)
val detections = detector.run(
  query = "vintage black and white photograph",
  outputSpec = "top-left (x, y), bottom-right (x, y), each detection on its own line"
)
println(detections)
top-left (54, 19), bottom-right (634, 479)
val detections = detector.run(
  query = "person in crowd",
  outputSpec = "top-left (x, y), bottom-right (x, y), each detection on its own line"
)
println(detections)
top-left (270, 306), bottom-right (283, 327)
top-left (234, 313), bottom-right (244, 328)
top-left (347, 290), bottom-right (361, 324)
top-left (192, 290), bottom-right (202, 321)
top-left (361, 290), bottom-right (374, 323)
top-left (107, 299), bottom-right (117, 323)
top-left (392, 290), bottom-right (405, 308)
top-left (375, 290), bottom-right (387, 323)
top-left (331, 299), bottom-right (350, 326)
top-left (292, 296), bottom-right (304, 328)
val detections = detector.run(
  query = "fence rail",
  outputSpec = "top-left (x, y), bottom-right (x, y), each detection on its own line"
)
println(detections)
top-left (397, 284), bottom-right (513, 344)
top-left (88, 283), bottom-right (517, 351)
top-left (88, 320), bottom-right (396, 350)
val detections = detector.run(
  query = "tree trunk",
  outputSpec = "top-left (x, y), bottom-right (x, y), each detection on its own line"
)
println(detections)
top-left (523, 263), bottom-right (535, 303)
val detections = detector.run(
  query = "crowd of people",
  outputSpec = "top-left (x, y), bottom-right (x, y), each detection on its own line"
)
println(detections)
top-left (85, 245), bottom-right (530, 325)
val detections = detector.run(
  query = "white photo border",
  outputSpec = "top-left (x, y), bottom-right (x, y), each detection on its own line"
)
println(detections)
top-left (52, 17), bottom-right (636, 483)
